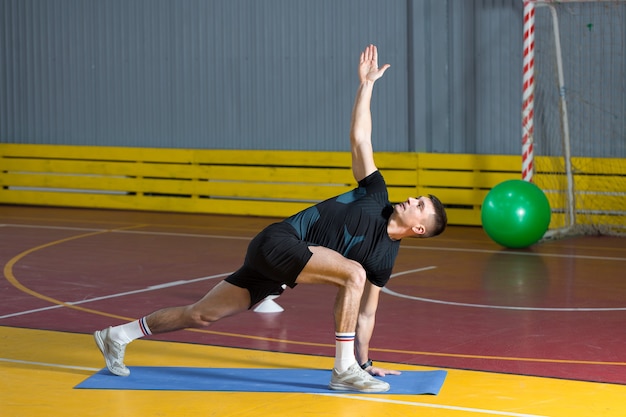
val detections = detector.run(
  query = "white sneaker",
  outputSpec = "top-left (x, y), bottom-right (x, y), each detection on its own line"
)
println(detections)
top-left (329, 362), bottom-right (390, 393)
top-left (94, 327), bottom-right (130, 377)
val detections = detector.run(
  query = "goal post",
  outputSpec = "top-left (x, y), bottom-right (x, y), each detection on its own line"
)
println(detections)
top-left (522, 0), bottom-right (626, 237)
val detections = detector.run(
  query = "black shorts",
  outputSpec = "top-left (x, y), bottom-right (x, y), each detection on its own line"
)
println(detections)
top-left (225, 222), bottom-right (313, 308)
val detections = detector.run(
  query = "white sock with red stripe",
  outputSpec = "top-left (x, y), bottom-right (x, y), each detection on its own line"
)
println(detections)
top-left (109, 317), bottom-right (152, 344)
top-left (334, 332), bottom-right (356, 372)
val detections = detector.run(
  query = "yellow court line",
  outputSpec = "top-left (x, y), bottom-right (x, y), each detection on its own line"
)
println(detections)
top-left (2, 227), bottom-right (624, 369)
top-left (3, 226), bottom-right (149, 322)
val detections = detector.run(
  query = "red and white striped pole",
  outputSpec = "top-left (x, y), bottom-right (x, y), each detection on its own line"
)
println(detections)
top-left (522, 0), bottom-right (535, 182)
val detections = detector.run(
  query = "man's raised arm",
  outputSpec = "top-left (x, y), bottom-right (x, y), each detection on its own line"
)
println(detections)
top-left (350, 44), bottom-right (390, 182)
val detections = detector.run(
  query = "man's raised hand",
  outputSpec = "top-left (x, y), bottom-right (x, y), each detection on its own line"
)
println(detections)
top-left (358, 44), bottom-right (391, 83)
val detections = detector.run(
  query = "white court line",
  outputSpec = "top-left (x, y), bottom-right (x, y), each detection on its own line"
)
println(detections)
top-left (1, 224), bottom-right (106, 232)
top-left (0, 357), bottom-right (101, 372)
top-left (314, 393), bottom-right (548, 417)
top-left (3, 222), bottom-right (624, 314)
top-left (2, 223), bottom-right (251, 241)
top-left (147, 280), bottom-right (189, 289)
top-left (0, 272), bottom-right (232, 319)
top-left (113, 229), bottom-right (252, 240)
top-left (386, 267), bottom-right (626, 311)
top-left (382, 286), bottom-right (626, 312)
top-left (0, 358), bottom-right (546, 417)
top-left (403, 245), bottom-right (625, 262)
top-left (392, 266), bottom-right (438, 277)
top-left (3, 223), bottom-right (624, 261)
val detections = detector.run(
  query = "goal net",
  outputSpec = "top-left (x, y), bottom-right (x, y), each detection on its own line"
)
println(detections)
top-left (523, 0), bottom-right (626, 237)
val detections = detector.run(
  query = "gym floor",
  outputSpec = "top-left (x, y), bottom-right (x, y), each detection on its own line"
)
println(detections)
top-left (1, 204), bottom-right (625, 416)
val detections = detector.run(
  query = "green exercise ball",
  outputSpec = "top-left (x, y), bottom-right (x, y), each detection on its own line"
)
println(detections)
top-left (481, 180), bottom-right (551, 248)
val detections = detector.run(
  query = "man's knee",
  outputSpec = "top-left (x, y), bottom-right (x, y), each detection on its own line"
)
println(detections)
top-left (185, 305), bottom-right (219, 328)
top-left (344, 260), bottom-right (367, 291)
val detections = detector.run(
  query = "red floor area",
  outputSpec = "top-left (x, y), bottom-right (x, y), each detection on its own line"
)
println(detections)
top-left (1, 205), bottom-right (625, 384)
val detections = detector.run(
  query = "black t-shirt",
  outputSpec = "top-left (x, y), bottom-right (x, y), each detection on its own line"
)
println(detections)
top-left (283, 170), bottom-right (400, 287)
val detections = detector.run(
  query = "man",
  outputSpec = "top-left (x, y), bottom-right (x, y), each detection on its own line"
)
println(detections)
top-left (94, 44), bottom-right (447, 393)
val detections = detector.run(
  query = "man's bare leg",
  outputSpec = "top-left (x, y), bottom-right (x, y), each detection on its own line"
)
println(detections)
top-left (296, 246), bottom-right (365, 332)
top-left (295, 246), bottom-right (389, 392)
top-left (94, 281), bottom-right (251, 376)
top-left (145, 281), bottom-right (251, 333)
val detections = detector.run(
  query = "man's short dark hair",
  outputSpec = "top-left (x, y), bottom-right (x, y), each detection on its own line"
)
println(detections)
top-left (427, 194), bottom-right (447, 237)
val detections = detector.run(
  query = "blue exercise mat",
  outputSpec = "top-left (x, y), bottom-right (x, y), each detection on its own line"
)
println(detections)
top-left (76, 367), bottom-right (447, 395)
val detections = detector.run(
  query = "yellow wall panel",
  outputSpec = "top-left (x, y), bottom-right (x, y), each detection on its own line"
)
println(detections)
top-left (1, 144), bottom-right (623, 229)
top-left (419, 170), bottom-right (519, 188)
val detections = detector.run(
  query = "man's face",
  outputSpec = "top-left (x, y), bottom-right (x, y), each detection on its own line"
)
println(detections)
top-left (394, 196), bottom-right (436, 236)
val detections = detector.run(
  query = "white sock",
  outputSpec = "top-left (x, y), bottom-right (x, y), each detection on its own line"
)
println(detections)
top-left (109, 317), bottom-right (152, 344)
top-left (334, 332), bottom-right (356, 372)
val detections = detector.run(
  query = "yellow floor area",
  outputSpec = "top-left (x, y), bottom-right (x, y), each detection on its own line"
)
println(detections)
top-left (1, 326), bottom-right (625, 417)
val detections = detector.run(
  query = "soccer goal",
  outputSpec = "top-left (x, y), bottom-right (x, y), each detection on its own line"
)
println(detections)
top-left (521, 0), bottom-right (625, 237)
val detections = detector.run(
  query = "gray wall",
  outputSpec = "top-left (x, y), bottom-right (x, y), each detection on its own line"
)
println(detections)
top-left (1, 0), bottom-right (623, 156)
